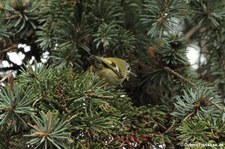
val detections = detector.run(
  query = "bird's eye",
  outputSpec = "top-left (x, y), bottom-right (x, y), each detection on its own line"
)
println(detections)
top-left (95, 60), bottom-right (103, 69)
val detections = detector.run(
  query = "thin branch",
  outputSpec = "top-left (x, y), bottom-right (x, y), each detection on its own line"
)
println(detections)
top-left (32, 96), bottom-right (44, 107)
top-left (163, 66), bottom-right (197, 89)
top-left (86, 92), bottom-right (114, 99)
top-left (164, 67), bottom-right (225, 113)
top-left (0, 44), bottom-right (18, 53)
top-left (184, 24), bottom-right (201, 41)
top-left (164, 120), bottom-right (176, 134)
top-left (183, 110), bottom-right (196, 121)
top-left (210, 101), bottom-right (225, 112)
top-left (0, 75), bottom-right (7, 82)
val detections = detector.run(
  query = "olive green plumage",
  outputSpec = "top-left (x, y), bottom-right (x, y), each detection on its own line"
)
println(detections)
top-left (89, 55), bottom-right (132, 86)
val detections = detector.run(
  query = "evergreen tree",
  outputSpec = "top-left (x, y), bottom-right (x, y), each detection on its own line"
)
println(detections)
top-left (0, 0), bottom-right (225, 148)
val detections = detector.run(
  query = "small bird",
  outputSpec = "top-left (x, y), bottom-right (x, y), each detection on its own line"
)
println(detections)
top-left (88, 55), bottom-right (134, 86)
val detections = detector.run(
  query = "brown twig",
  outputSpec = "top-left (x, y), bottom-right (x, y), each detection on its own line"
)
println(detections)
top-left (86, 91), bottom-right (114, 99)
top-left (164, 67), bottom-right (225, 115)
top-left (163, 66), bottom-right (197, 89)
top-left (184, 24), bottom-right (201, 41)
top-left (210, 101), bottom-right (225, 111)
top-left (183, 110), bottom-right (196, 121)
top-left (164, 120), bottom-right (176, 134)
top-left (0, 44), bottom-right (18, 53)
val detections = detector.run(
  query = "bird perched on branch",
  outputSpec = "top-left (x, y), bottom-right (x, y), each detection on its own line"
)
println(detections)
top-left (88, 55), bottom-right (135, 86)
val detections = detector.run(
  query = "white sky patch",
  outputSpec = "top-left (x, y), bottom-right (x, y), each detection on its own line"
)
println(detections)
top-left (7, 52), bottom-right (23, 65)
top-left (29, 56), bottom-right (36, 64)
top-left (187, 47), bottom-right (199, 69)
top-left (24, 45), bottom-right (31, 52)
top-left (186, 43), bottom-right (206, 69)
top-left (18, 43), bottom-right (27, 48)
top-left (1, 60), bottom-right (11, 67)
top-left (18, 43), bottom-right (23, 48)
top-left (170, 17), bottom-right (184, 32)
top-left (41, 51), bottom-right (49, 63)
top-left (18, 44), bottom-right (30, 52)
top-left (18, 52), bottom-right (26, 60)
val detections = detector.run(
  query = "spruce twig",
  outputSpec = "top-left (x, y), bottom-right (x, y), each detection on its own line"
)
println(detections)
top-left (163, 67), bottom-right (197, 88)
top-left (86, 91), bottom-right (114, 99)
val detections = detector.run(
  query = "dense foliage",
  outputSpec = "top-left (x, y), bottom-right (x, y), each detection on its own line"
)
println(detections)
top-left (0, 0), bottom-right (225, 148)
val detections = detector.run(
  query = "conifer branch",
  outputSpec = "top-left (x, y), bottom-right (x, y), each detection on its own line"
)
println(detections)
top-left (163, 66), bottom-right (197, 88)
top-left (164, 120), bottom-right (176, 134)
top-left (183, 110), bottom-right (196, 121)
top-left (86, 91), bottom-right (114, 99)
top-left (210, 101), bottom-right (225, 111)
top-left (184, 25), bottom-right (201, 41)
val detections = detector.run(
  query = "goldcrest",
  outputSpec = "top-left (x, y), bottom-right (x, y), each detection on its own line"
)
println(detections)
top-left (88, 55), bottom-right (133, 86)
